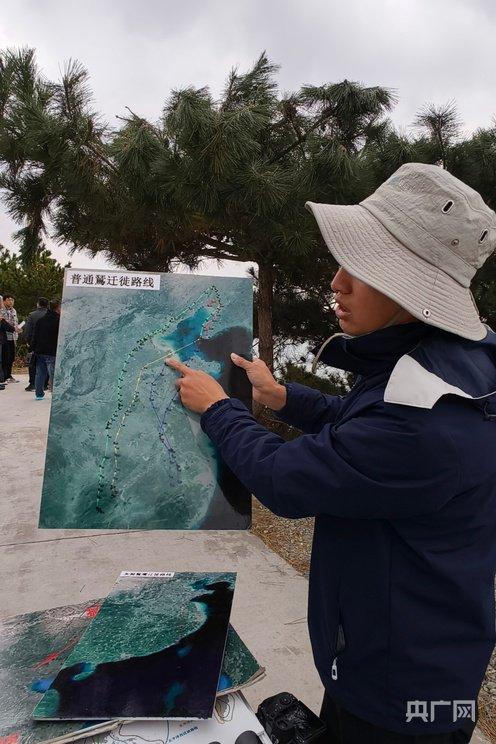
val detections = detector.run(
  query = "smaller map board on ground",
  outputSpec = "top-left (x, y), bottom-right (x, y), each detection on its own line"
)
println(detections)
top-left (33, 572), bottom-right (236, 721)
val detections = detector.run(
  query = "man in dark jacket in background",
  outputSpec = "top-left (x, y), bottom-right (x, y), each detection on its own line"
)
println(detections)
top-left (23, 296), bottom-right (48, 391)
top-left (33, 298), bottom-right (61, 400)
top-left (168, 164), bottom-right (496, 743)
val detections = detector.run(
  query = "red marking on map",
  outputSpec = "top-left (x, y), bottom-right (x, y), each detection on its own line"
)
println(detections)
top-left (32, 605), bottom-right (100, 668)
top-left (0, 733), bottom-right (21, 744)
top-left (33, 642), bottom-right (73, 669)
top-left (85, 604), bottom-right (101, 618)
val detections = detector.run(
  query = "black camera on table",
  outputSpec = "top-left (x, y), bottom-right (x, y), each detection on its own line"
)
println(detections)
top-left (257, 692), bottom-right (327, 744)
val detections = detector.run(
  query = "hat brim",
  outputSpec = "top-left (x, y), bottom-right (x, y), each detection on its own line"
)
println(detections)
top-left (306, 201), bottom-right (487, 342)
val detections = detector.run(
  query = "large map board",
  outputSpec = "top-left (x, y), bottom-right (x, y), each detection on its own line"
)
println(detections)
top-left (38, 271), bottom-right (252, 530)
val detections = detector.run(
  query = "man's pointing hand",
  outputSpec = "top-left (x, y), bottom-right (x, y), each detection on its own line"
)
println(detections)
top-left (166, 358), bottom-right (229, 415)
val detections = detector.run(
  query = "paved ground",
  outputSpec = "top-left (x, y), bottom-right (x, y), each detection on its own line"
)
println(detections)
top-left (1, 374), bottom-right (490, 742)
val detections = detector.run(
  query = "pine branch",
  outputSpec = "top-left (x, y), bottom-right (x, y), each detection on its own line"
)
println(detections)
top-left (200, 247), bottom-right (240, 261)
top-left (268, 107), bottom-right (333, 164)
top-left (198, 233), bottom-right (240, 259)
top-left (123, 106), bottom-right (162, 138)
top-left (81, 142), bottom-right (118, 172)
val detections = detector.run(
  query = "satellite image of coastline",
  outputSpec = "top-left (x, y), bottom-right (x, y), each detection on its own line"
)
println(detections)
top-left (38, 271), bottom-right (253, 530)
top-left (0, 593), bottom-right (262, 744)
top-left (34, 572), bottom-right (236, 721)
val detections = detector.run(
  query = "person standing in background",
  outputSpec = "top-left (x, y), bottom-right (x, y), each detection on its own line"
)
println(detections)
top-left (0, 295), bottom-right (15, 391)
top-left (1, 294), bottom-right (21, 382)
top-left (23, 297), bottom-right (48, 391)
top-left (33, 298), bottom-right (61, 400)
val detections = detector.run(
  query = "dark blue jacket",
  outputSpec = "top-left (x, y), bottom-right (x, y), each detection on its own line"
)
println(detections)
top-left (33, 309), bottom-right (60, 356)
top-left (201, 322), bottom-right (496, 735)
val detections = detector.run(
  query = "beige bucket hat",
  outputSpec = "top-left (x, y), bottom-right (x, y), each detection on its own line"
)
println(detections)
top-left (306, 163), bottom-right (496, 340)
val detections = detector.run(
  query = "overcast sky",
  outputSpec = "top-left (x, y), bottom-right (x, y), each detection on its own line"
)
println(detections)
top-left (0, 0), bottom-right (494, 275)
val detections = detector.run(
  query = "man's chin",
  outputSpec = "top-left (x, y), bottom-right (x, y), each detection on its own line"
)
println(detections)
top-left (338, 317), bottom-right (355, 334)
top-left (338, 317), bottom-right (374, 337)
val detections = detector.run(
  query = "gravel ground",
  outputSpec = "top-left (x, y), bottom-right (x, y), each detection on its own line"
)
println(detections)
top-left (251, 500), bottom-right (496, 743)
top-left (251, 499), bottom-right (313, 576)
top-left (479, 648), bottom-right (496, 742)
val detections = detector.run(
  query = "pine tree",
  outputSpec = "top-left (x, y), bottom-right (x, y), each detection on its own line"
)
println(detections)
top-left (0, 49), bottom-right (395, 368)
top-left (2, 48), bottom-right (494, 363)
top-left (0, 247), bottom-right (66, 318)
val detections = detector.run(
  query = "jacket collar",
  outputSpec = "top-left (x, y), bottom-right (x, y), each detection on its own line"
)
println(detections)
top-left (312, 322), bottom-right (432, 376)
top-left (312, 323), bottom-right (496, 410)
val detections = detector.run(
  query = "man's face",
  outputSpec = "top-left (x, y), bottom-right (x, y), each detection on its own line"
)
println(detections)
top-left (331, 267), bottom-right (416, 335)
top-left (4, 297), bottom-right (13, 309)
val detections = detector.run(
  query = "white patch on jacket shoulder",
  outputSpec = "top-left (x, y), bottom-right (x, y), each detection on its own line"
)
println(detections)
top-left (384, 355), bottom-right (472, 409)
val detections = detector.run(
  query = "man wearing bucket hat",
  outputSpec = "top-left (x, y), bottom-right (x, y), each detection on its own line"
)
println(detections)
top-left (168, 163), bottom-right (496, 742)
